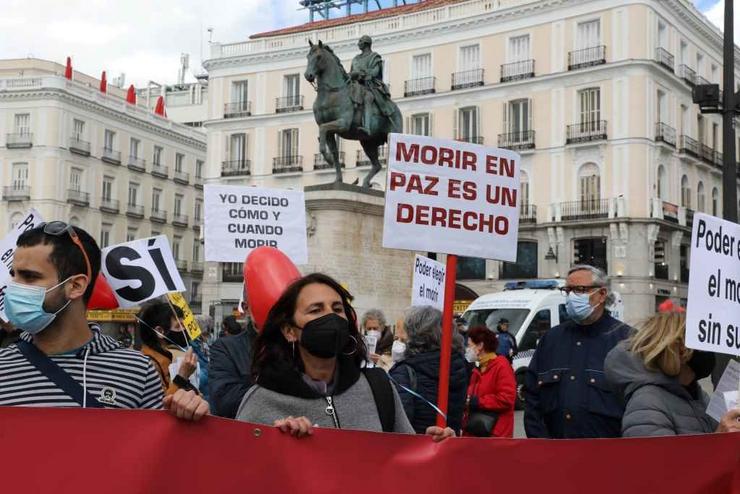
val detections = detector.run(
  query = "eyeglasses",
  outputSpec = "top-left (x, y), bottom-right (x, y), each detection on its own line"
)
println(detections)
top-left (559, 285), bottom-right (604, 296)
top-left (40, 221), bottom-right (92, 282)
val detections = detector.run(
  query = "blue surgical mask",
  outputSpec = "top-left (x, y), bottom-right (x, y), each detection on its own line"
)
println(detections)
top-left (5, 278), bottom-right (72, 335)
top-left (565, 291), bottom-right (596, 323)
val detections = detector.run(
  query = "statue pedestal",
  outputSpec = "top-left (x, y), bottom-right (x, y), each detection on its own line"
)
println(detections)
top-left (303, 183), bottom-right (414, 322)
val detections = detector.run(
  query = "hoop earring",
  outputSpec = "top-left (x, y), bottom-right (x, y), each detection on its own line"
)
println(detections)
top-left (342, 335), bottom-right (358, 356)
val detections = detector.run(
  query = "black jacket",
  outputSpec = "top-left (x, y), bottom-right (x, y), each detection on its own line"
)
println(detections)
top-left (389, 350), bottom-right (468, 434)
top-left (208, 329), bottom-right (255, 418)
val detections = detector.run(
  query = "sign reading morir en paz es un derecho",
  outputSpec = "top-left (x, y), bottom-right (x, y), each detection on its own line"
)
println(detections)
top-left (382, 133), bottom-right (521, 262)
top-left (204, 184), bottom-right (308, 264)
top-left (686, 213), bottom-right (740, 356)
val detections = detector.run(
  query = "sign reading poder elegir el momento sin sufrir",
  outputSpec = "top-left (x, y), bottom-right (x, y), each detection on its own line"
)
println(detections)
top-left (382, 134), bottom-right (521, 262)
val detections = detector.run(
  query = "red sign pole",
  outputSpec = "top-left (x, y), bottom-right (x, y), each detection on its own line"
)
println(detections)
top-left (435, 254), bottom-right (458, 428)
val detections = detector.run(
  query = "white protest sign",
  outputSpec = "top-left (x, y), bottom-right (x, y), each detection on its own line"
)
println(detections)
top-left (411, 254), bottom-right (446, 311)
top-left (686, 213), bottom-right (740, 356)
top-left (382, 134), bottom-right (520, 261)
top-left (0, 209), bottom-right (45, 321)
top-left (101, 235), bottom-right (186, 309)
top-left (706, 359), bottom-right (740, 422)
top-left (204, 184), bottom-right (308, 264)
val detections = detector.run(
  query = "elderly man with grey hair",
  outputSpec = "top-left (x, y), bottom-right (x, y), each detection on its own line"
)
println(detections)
top-left (523, 265), bottom-right (633, 439)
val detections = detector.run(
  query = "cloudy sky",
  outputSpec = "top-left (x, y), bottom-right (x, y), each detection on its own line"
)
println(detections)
top-left (0, 0), bottom-right (735, 87)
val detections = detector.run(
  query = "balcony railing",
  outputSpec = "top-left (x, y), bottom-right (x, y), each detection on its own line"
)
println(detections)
top-left (273, 155), bottom-right (303, 174)
top-left (194, 176), bottom-right (203, 189)
top-left (498, 130), bottom-right (535, 150)
top-left (655, 123), bottom-right (676, 147)
top-left (173, 170), bottom-right (190, 185)
top-left (560, 199), bottom-right (610, 221)
top-left (66, 189), bottom-right (89, 206)
top-left (356, 146), bottom-right (388, 167)
top-left (276, 95), bottom-right (304, 113)
top-left (678, 65), bottom-right (696, 86)
top-left (2, 185), bottom-right (30, 201)
top-left (314, 152), bottom-right (346, 170)
top-left (520, 204), bottom-right (537, 224)
top-left (224, 101), bottom-right (252, 118)
top-left (700, 144), bottom-right (714, 165)
top-left (126, 203), bottom-right (144, 218)
top-left (221, 159), bottom-right (251, 177)
top-left (150, 209), bottom-right (167, 223)
top-left (686, 208), bottom-right (695, 228)
top-left (500, 59), bottom-right (535, 82)
top-left (100, 198), bottom-right (120, 214)
top-left (678, 135), bottom-right (700, 159)
top-left (404, 77), bottom-right (435, 97)
top-left (655, 47), bottom-right (674, 72)
top-left (714, 151), bottom-right (723, 169)
top-left (566, 120), bottom-right (607, 144)
top-left (455, 135), bottom-right (484, 145)
top-left (69, 137), bottom-right (91, 156)
top-left (451, 69), bottom-right (484, 90)
top-left (568, 46), bottom-right (606, 70)
top-left (696, 75), bottom-right (710, 86)
top-left (175, 260), bottom-right (188, 271)
top-left (172, 214), bottom-right (189, 227)
top-left (151, 164), bottom-right (169, 178)
top-left (127, 156), bottom-right (146, 172)
top-left (6, 132), bottom-right (32, 148)
top-left (222, 264), bottom-right (244, 283)
top-left (101, 148), bottom-right (121, 165)
top-left (191, 261), bottom-right (204, 273)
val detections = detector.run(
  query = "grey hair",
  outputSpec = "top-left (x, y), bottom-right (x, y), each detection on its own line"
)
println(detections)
top-left (568, 264), bottom-right (609, 288)
top-left (195, 314), bottom-right (213, 332)
top-left (361, 309), bottom-right (387, 330)
top-left (404, 305), bottom-right (462, 357)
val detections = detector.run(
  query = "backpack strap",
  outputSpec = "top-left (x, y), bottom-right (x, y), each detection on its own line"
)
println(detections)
top-left (363, 367), bottom-right (396, 433)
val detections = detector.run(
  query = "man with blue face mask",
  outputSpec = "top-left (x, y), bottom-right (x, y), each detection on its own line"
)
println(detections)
top-left (523, 265), bottom-right (633, 439)
top-left (0, 221), bottom-right (209, 421)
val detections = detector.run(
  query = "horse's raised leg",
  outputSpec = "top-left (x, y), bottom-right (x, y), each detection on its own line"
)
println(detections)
top-left (360, 139), bottom-right (381, 188)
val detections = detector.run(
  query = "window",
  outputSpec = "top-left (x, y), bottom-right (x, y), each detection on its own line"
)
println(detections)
top-left (697, 115), bottom-right (704, 144)
top-left (520, 171), bottom-right (530, 207)
top-left (151, 230), bottom-right (160, 237)
top-left (657, 90), bottom-right (667, 124)
top-left (576, 20), bottom-right (600, 49)
top-left (126, 227), bottom-right (137, 242)
top-left (194, 198), bottom-right (203, 222)
top-left (679, 105), bottom-right (688, 136)
top-left (456, 257), bottom-right (486, 280)
top-left (191, 281), bottom-right (201, 302)
top-left (196, 160), bottom-right (204, 179)
top-left (579, 88), bottom-right (600, 126)
top-left (174, 194), bottom-right (183, 216)
top-left (73, 119), bottom-right (85, 140)
top-left (696, 53), bottom-right (704, 76)
top-left (410, 113), bottom-right (431, 136)
top-left (657, 165), bottom-right (667, 200)
top-left (519, 309), bottom-right (551, 352)
top-left (697, 181), bottom-right (705, 212)
top-left (711, 64), bottom-right (718, 83)
top-left (456, 107), bottom-right (479, 142)
top-left (411, 53), bottom-right (432, 79)
top-left (229, 134), bottom-right (246, 162)
top-left (712, 187), bottom-right (719, 216)
top-left (578, 163), bottom-right (601, 206)
top-left (12, 163), bottom-right (28, 188)
top-left (680, 40), bottom-right (688, 64)
top-left (573, 237), bottom-right (608, 272)
top-left (654, 240), bottom-right (668, 279)
top-left (104, 130), bottom-right (115, 151)
top-left (130, 138), bottom-right (140, 158)
top-left (14, 114), bottom-right (30, 135)
top-left (680, 175), bottom-right (691, 208)
top-left (712, 123), bottom-right (719, 150)
top-left (172, 236), bottom-right (182, 260)
top-left (100, 223), bottom-right (112, 248)
top-left (680, 244), bottom-right (690, 283)
top-left (231, 80), bottom-right (248, 106)
top-left (175, 153), bottom-right (184, 173)
top-left (658, 20), bottom-right (668, 49)
top-left (193, 239), bottom-right (201, 262)
top-left (459, 44), bottom-right (480, 70)
top-left (153, 146), bottom-right (163, 166)
top-left (501, 241), bottom-right (538, 279)
top-left (102, 176), bottom-right (114, 201)
top-left (508, 35), bottom-right (530, 62)
top-left (279, 128), bottom-right (299, 157)
top-left (152, 188), bottom-right (162, 212)
top-left (504, 99), bottom-right (531, 137)
top-left (283, 74), bottom-right (300, 99)
top-left (69, 168), bottom-right (82, 192)
top-left (128, 182), bottom-right (139, 206)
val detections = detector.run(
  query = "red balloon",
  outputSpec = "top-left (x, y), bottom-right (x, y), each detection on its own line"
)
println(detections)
top-left (244, 247), bottom-right (301, 331)
top-left (87, 273), bottom-right (119, 310)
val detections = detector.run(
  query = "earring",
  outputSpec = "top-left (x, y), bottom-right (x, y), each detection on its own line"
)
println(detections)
top-left (292, 341), bottom-right (296, 360)
top-left (342, 335), bottom-right (358, 356)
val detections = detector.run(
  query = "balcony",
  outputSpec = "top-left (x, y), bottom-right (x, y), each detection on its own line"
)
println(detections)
top-left (498, 130), bottom-right (535, 151)
top-left (356, 146), bottom-right (388, 167)
top-left (194, 176), bottom-right (203, 189)
top-left (404, 77), bottom-right (435, 97)
top-left (151, 163), bottom-right (169, 178)
top-left (500, 60), bottom-right (535, 83)
top-left (314, 152), bottom-right (346, 170)
top-left (655, 47), bottom-right (674, 72)
top-left (6, 132), bottom-right (32, 149)
top-left (127, 156), bottom-right (146, 173)
top-left (150, 209), bottom-right (167, 223)
top-left (173, 170), bottom-right (190, 185)
top-left (69, 137), bottom-right (91, 156)
top-left (193, 221), bottom-right (201, 233)
top-left (455, 136), bottom-right (484, 145)
top-left (126, 203), bottom-right (144, 218)
top-left (714, 151), bottom-right (723, 169)
top-left (221, 159), bottom-right (251, 177)
top-left (175, 259), bottom-right (188, 271)
top-left (559, 199), bottom-right (610, 221)
top-left (172, 214), bottom-right (189, 227)
top-left (655, 123), bottom-right (676, 147)
top-left (276, 95), bottom-right (303, 113)
top-left (101, 148), bottom-right (121, 165)
top-left (191, 261), bottom-right (204, 274)
top-left (100, 198), bottom-right (120, 214)
top-left (700, 144), bottom-right (714, 166)
top-left (678, 65), bottom-right (696, 86)
top-left (686, 208), bottom-right (695, 228)
top-left (2, 185), bottom-right (30, 201)
top-left (451, 69), bottom-right (484, 90)
top-left (66, 189), bottom-right (89, 206)
top-left (566, 120), bottom-right (607, 144)
top-left (568, 46), bottom-right (606, 70)
top-left (224, 101), bottom-right (252, 118)
top-left (678, 135), bottom-right (700, 160)
top-left (273, 155), bottom-right (304, 174)
top-left (222, 264), bottom-right (243, 283)
top-left (520, 204), bottom-right (537, 224)
top-left (696, 75), bottom-right (710, 86)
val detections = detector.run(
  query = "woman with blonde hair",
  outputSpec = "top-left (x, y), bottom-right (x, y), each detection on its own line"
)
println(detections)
top-left (605, 311), bottom-right (740, 437)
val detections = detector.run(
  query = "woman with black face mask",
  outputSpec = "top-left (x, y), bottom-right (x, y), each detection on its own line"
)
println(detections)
top-left (236, 273), bottom-right (454, 441)
top-left (605, 312), bottom-right (740, 437)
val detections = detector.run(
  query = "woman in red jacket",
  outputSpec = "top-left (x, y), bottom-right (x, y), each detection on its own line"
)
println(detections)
top-left (464, 326), bottom-right (517, 438)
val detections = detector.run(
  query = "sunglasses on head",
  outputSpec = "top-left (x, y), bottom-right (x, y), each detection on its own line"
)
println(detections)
top-left (39, 221), bottom-right (92, 282)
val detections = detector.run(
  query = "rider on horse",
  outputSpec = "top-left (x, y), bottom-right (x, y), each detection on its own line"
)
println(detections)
top-left (350, 35), bottom-right (395, 136)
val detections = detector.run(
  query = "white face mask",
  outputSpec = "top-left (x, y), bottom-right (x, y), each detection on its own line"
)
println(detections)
top-left (391, 340), bottom-right (406, 362)
top-left (366, 330), bottom-right (381, 341)
top-left (465, 346), bottom-right (478, 363)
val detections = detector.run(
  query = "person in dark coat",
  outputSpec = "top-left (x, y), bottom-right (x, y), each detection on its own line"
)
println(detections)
top-left (389, 306), bottom-right (468, 435)
top-left (208, 317), bottom-right (257, 418)
top-left (524, 265), bottom-right (632, 439)
top-left (494, 318), bottom-right (517, 361)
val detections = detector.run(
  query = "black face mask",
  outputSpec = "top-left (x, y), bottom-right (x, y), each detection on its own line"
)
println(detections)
top-left (299, 313), bottom-right (350, 359)
top-left (165, 329), bottom-right (188, 349)
top-left (688, 350), bottom-right (715, 380)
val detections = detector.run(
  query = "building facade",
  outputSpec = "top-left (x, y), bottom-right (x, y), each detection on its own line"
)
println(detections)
top-left (0, 59), bottom-right (207, 313)
top-left (202, 0), bottom-right (740, 324)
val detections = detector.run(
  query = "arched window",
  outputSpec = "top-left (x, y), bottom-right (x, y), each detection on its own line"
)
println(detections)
top-left (712, 187), bottom-right (719, 216)
top-left (680, 175), bottom-right (691, 208)
top-left (578, 163), bottom-right (600, 210)
top-left (657, 165), bottom-right (667, 200)
top-left (697, 181), bottom-right (705, 212)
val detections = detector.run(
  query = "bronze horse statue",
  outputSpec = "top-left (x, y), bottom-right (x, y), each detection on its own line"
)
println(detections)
top-left (304, 40), bottom-right (402, 187)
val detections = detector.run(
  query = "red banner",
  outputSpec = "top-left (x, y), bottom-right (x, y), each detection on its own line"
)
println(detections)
top-left (1, 407), bottom-right (738, 494)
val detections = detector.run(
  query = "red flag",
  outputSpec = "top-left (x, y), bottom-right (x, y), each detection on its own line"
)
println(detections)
top-left (86, 273), bottom-right (118, 310)
top-left (99, 71), bottom-right (107, 93)
top-left (154, 95), bottom-right (166, 117)
top-left (125, 85), bottom-right (136, 104)
top-left (64, 57), bottom-right (72, 79)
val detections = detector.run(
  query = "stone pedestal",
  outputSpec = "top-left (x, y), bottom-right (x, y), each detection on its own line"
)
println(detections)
top-left (303, 182), bottom-right (414, 322)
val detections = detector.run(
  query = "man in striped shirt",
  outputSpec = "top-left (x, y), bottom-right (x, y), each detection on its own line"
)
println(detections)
top-left (0, 222), bottom-right (208, 420)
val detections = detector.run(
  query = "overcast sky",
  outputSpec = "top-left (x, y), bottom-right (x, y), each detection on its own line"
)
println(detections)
top-left (0, 0), bottom-right (735, 87)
